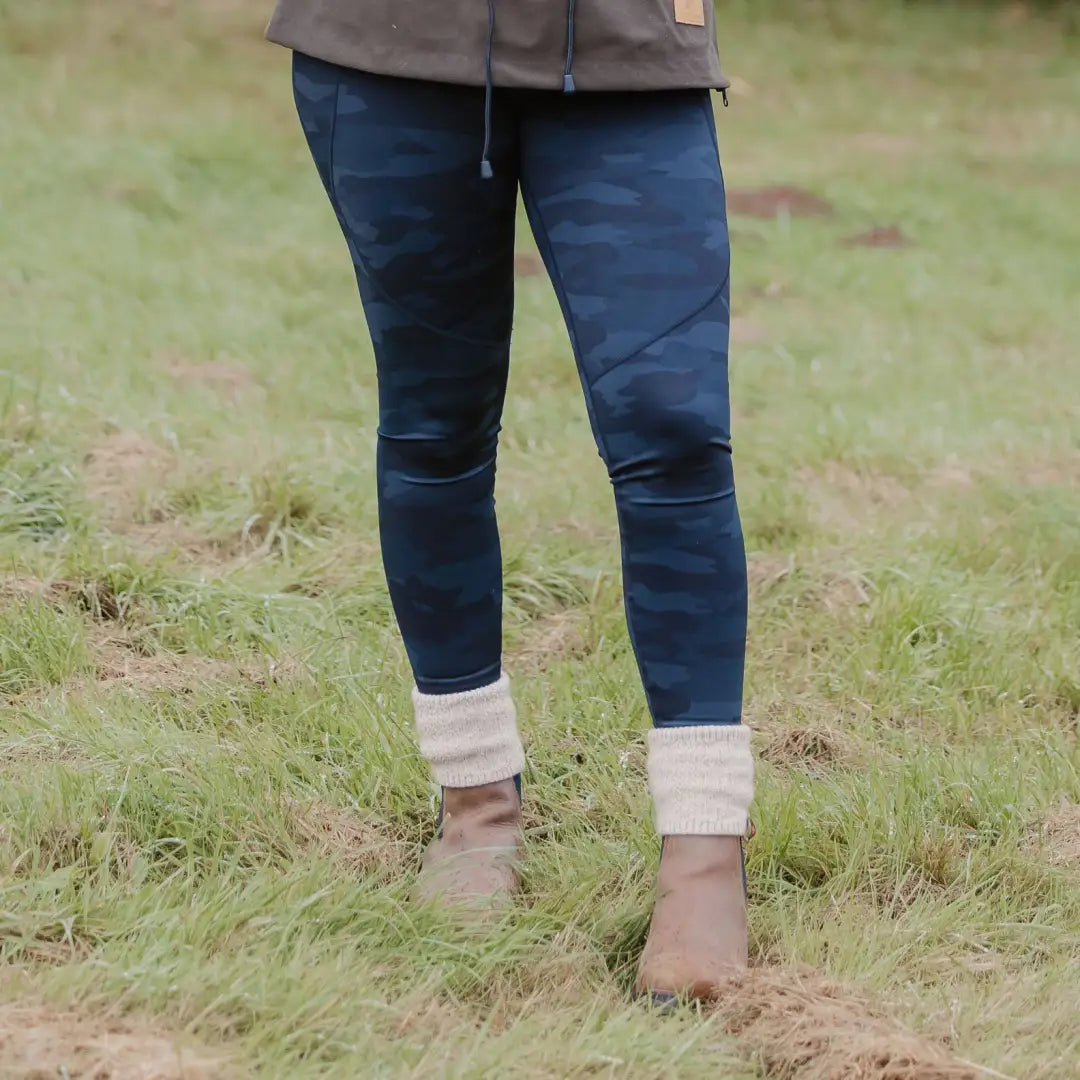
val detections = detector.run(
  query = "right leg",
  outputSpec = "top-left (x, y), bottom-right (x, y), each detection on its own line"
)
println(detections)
top-left (292, 55), bottom-right (524, 903)
top-left (518, 88), bottom-right (750, 994)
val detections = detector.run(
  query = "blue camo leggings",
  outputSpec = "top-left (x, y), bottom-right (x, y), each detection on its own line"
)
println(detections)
top-left (293, 52), bottom-right (747, 727)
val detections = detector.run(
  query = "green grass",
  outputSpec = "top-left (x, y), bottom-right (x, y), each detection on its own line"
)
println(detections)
top-left (1, 1), bottom-right (1079, 1077)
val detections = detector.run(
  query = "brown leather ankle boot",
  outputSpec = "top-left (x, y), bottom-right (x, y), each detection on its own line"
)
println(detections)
top-left (634, 835), bottom-right (748, 1003)
top-left (413, 778), bottom-right (522, 910)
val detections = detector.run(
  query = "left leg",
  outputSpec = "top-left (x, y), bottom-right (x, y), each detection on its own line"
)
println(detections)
top-left (291, 56), bottom-right (525, 909)
top-left (519, 89), bottom-right (753, 997)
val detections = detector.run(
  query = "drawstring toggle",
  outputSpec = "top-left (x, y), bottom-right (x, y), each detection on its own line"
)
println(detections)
top-left (480, 0), bottom-right (497, 179)
top-left (562, 0), bottom-right (578, 95)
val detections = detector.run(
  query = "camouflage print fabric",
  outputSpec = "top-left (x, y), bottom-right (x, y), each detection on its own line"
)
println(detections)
top-left (292, 51), bottom-right (747, 726)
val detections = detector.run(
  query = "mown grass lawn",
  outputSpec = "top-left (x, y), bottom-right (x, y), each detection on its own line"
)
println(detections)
top-left (1, 1), bottom-right (1078, 1077)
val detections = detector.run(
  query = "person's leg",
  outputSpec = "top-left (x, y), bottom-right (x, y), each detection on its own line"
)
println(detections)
top-left (520, 90), bottom-right (753, 993)
top-left (292, 54), bottom-right (525, 904)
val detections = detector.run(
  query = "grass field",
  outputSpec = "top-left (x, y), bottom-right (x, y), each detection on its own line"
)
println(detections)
top-left (1, 1), bottom-right (1078, 1077)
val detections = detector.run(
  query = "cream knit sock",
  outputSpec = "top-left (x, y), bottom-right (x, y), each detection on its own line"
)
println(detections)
top-left (647, 725), bottom-right (754, 836)
top-left (412, 674), bottom-right (525, 788)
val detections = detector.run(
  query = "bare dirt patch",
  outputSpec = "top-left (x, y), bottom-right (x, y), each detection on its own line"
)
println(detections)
top-left (749, 557), bottom-right (869, 614)
top-left (83, 432), bottom-right (173, 511)
top-left (48, 578), bottom-right (126, 622)
top-left (847, 132), bottom-right (918, 157)
top-left (747, 554), bottom-right (793, 593)
top-left (285, 799), bottom-right (414, 878)
top-left (510, 611), bottom-right (591, 674)
top-left (0, 575), bottom-right (53, 604)
top-left (86, 629), bottom-right (308, 697)
top-left (1025, 801), bottom-right (1080, 869)
top-left (745, 280), bottom-right (789, 302)
top-left (759, 723), bottom-right (855, 769)
top-left (819, 572), bottom-right (871, 612)
top-left (0, 576), bottom-right (303, 703)
top-left (728, 187), bottom-right (834, 219)
top-left (1021, 452), bottom-right (1080, 491)
top-left (122, 522), bottom-right (241, 566)
top-left (514, 252), bottom-right (546, 277)
top-left (279, 536), bottom-right (381, 596)
top-left (929, 461), bottom-right (977, 489)
top-left (731, 315), bottom-right (770, 346)
top-left (162, 355), bottom-right (257, 394)
top-left (841, 226), bottom-right (911, 249)
top-left (0, 1004), bottom-right (227, 1080)
top-left (2, 575), bottom-right (129, 628)
top-left (800, 463), bottom-right (911, 531)
top-left (91, 634), bottom-right (245, 692)
top-left (712, 968), bottom-right (979, 1080)
top-left (82, 432), bottom-right (240, 565)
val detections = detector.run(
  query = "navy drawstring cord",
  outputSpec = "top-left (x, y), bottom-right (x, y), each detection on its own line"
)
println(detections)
top-left (482, 0), bottom-right (578, 176)
top-left (480, 0), bottom-right (496, 179)
top-left (563, 0), bottom-right (578, 93)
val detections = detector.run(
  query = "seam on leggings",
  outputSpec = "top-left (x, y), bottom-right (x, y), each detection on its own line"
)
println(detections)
top-left (322, 73), bottom-right (512, 353)
top-left (326, 172), bottom-right (512, 349)
top-left (522, 178), bottom-right (730, 387)
top-left (588, 273), bottom-right (730, 387)
top-left (699, 92), bottom-right (723, 165)
top-left (584, 92), bottom-right (729, 382)
top-left (519, 171), bottom-right (613, 464)
top-left (325, 69), bottom-right (342, 206)
top-left (355, 260), bottom-right (513, 350)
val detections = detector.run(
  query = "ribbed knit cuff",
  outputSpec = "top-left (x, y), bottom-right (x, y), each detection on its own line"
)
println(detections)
top-left (412, 674), bottom-right (526, 788)
top-left (647, 725), bottom-right (754, 836)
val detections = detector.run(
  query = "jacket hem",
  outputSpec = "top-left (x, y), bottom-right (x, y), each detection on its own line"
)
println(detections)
top-left (267, 20), bottom-right (730, 93)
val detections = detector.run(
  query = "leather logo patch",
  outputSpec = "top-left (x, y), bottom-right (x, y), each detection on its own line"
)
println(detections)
top-left (674, 0), bottom-right (706, 26)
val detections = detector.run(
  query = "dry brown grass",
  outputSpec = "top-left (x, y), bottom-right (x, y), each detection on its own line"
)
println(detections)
top-left (1025, 801), bottom-right (1080, 870)
top-left (83, 432), bottom-right (173, 513)
top-left (284, 798), bottom-right (415, 879)
top-left (0, 575), bottom-right (301, 704)
top-left (510, 611), bottom-right (591, 674)
top-left (481, 926), bottom-right (612, 1020)
top-left (81, 433), bottom-right (240, 565)
top-left (929, 461), bottom-right (977, 489)
top-left (0, 1005), bottom-right (228, 1080)
top-left (0, 574), bottom-right (53, 603)
top-left (801, 463), bottom-right (911, 532)
top-left (513, 252), bottom-right (546, 277)
top-left (927, 451), bottom-right (1080, 493)
top-left (90, 634), bottom-right (250, 694)
top-left (161, 355), bottom-right (258, 395)
top-left (759, 723), bottom-right (856, 769)
top-left (746, 555), bottom-right (870, 614)
top-left (712, 969), bottom-right (980, 1080)
top-left (731, 314), bottom-right (770, 346)
top-left (121, 523), bottom-right (242, 566)
top-left (817, 572), bottom-right (872, 613)
top-left (1021, 453), bottom-right (1080, 491)
top-left (747, 553), bottom-right (793, 592)
top-left (847, 132), bottom-right (920, 157)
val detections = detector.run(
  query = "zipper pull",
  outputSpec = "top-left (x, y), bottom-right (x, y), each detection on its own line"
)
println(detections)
top-left (721, 88), bottom-right (729, 107)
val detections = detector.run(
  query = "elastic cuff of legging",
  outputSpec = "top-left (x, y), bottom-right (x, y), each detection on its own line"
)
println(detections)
top-left (647, 725), bottom-right (754, 836)
top-left (412, 673), bottom-right (526, 788)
